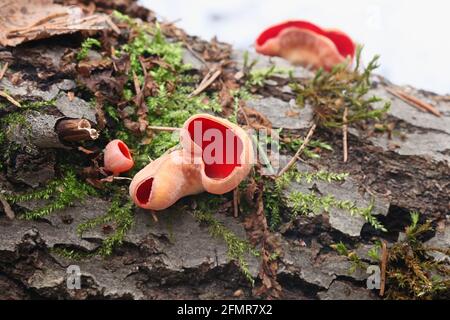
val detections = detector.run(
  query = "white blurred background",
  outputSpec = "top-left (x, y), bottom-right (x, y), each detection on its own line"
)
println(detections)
top-left (141, 0), bottom-right (450, 94)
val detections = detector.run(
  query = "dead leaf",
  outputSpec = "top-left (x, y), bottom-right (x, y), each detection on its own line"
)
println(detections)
top-left (243, 178), bottom-right (282, 299)
top-left (0, 194), bottom-right (15, 219)
top-left (78, 58), bottom-right (112, 76)
top-left (0, 62), bottom-right (8, 80)
top-left (10, 72), bottom-right (22, 85)
top-left (0, 0), bottom-right (113, 47)
top-left (67, 91), bottom-right (75, 101)
top-left (285, 109), bottom-right (300, 118)
top-left (238, 104), bottom-right (272, 131)
top-left (77, 146), bottom-right (96, 155)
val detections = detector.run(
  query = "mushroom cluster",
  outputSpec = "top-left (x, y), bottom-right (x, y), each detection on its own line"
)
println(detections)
top-left (103, 114), bottom-right (254, 211)
top-left (255, 20), bottom-right (356, 70)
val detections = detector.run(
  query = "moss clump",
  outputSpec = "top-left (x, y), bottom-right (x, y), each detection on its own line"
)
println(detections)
top-left (20, 99), bottom-right (56, 110)
top-left (50, 247), bottom-right (94, 261)
top-left (0, 112), bottom-right (27, 128)
top-left (77, 37), bottom-right (101, 61)
top-left (262, 183), bottom-right (283, 231)
top-left (276, 168), bottom-right (348, 189)
top-left (281, 135), bottom-right (333, 159)
top-left (241, 51), bottom-right (293, 88)
top-left (0, 98), bottom-right (56, 171)
top-left (261, 168), bottom-right (354, 231)
top-left (331, 242), bottom-right (367, 274)
top-left (6, 169), bottom-right (97, 220)
top-left (287, 191), bottom-right (386, 231)
top-left (386, 212), bottom-right (450, 300)
top-left (291, 46), bottom-right (390, 128)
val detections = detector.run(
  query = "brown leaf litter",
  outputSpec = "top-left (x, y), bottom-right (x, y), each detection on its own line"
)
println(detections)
top-left (0, 0), bottom-right (116, 47)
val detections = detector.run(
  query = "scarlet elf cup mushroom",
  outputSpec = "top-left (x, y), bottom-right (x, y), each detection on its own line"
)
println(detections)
top-left (129, 114), bottom-right (254, 211)
top-left (255, 20), bottom-right (356, 70)
top-left (103, 139), bottom-right (135, 176)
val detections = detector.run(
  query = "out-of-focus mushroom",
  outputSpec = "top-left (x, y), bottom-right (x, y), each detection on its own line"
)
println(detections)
top-left (103, 139), bottom-right (134, 176)
top-left (255, 20), bottom-right (355, 70)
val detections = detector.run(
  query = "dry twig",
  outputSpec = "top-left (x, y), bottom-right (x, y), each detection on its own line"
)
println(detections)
top-left (386, 87), bottom-right (441, 117)
top-left (380, 240), bottom-right (388, 297)
top-left (277, 124), bottom-right (317, 177)
top-left (343, 107), bottom-right (349, 163)
top-left (0, 62), bottom-right (8, 80)
top-left (184, 42), bottom-right (209, 69)
top-left (189, 68), bottom-right (222, 97)
top-left (148, 126), bottom-right (180, 132)
top-left (0, 90), bottom-right (21, 108)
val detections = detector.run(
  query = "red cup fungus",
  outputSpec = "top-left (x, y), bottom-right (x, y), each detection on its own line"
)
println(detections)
top-left (255, 20), bottom-right (356, 70)
top-left (129, 114), bottom-right (254, 211)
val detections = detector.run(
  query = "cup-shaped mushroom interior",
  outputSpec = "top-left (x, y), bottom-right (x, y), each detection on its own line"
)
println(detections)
top-left (136, 177), bottom-right (153, 206)
top-left (130, 153), bottom-right (167, 208)
top-left (186, 116), bottom-right (244, 180)
top-left (117, 140), bottom-right (132, 160)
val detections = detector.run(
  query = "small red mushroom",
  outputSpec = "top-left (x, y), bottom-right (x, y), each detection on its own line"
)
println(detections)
top-left (255, 20), bottom-right (356, 70)
top-left (103, 139), bottom-right (134, 176)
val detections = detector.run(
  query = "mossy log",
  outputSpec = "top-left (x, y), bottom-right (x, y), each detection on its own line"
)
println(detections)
top-left (0, 0), bottom-right (448, 300)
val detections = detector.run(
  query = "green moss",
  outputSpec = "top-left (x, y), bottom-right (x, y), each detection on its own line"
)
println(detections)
top-left (50, 247), bottom-right (94, 261)
top-left (331, 242), bottom-right (366, 274)
top-left (386, 212), bottom-right (450, 299)
top-left (104, 13), bottom-right (223, 170)
top-left (1, 112), bottom-right (27, 127)
top-left (193, 195), bottom-right (259, 285)
top-left (334, 213), bottom-right (450, 299)
top-left (290, 46), bottom-right (391, 128)
top-left (6, 169), bottom-right (97, 220)
top-left (77, 197), bottom-right (134, 256)
top-left (77, 38), bottom-right (102, 61)
top-left (367, 241), bottom-right (382, 262)
top-left (281, 135), bottom-right (333, 159)
top-left (242, 51), bottom-right (293, 88)
top-left (247, 66), bottom-right (290, 88)
top-left (7, 99), bottom-right (57, 111)
top-left (276, 168), bottom-right (348, 190)
top-left (287, 190), bottom-right (386, 231)
top-left (0, 112), bottom-right (30, 171)
top-left (260, 168), bottom-right (350, 231)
